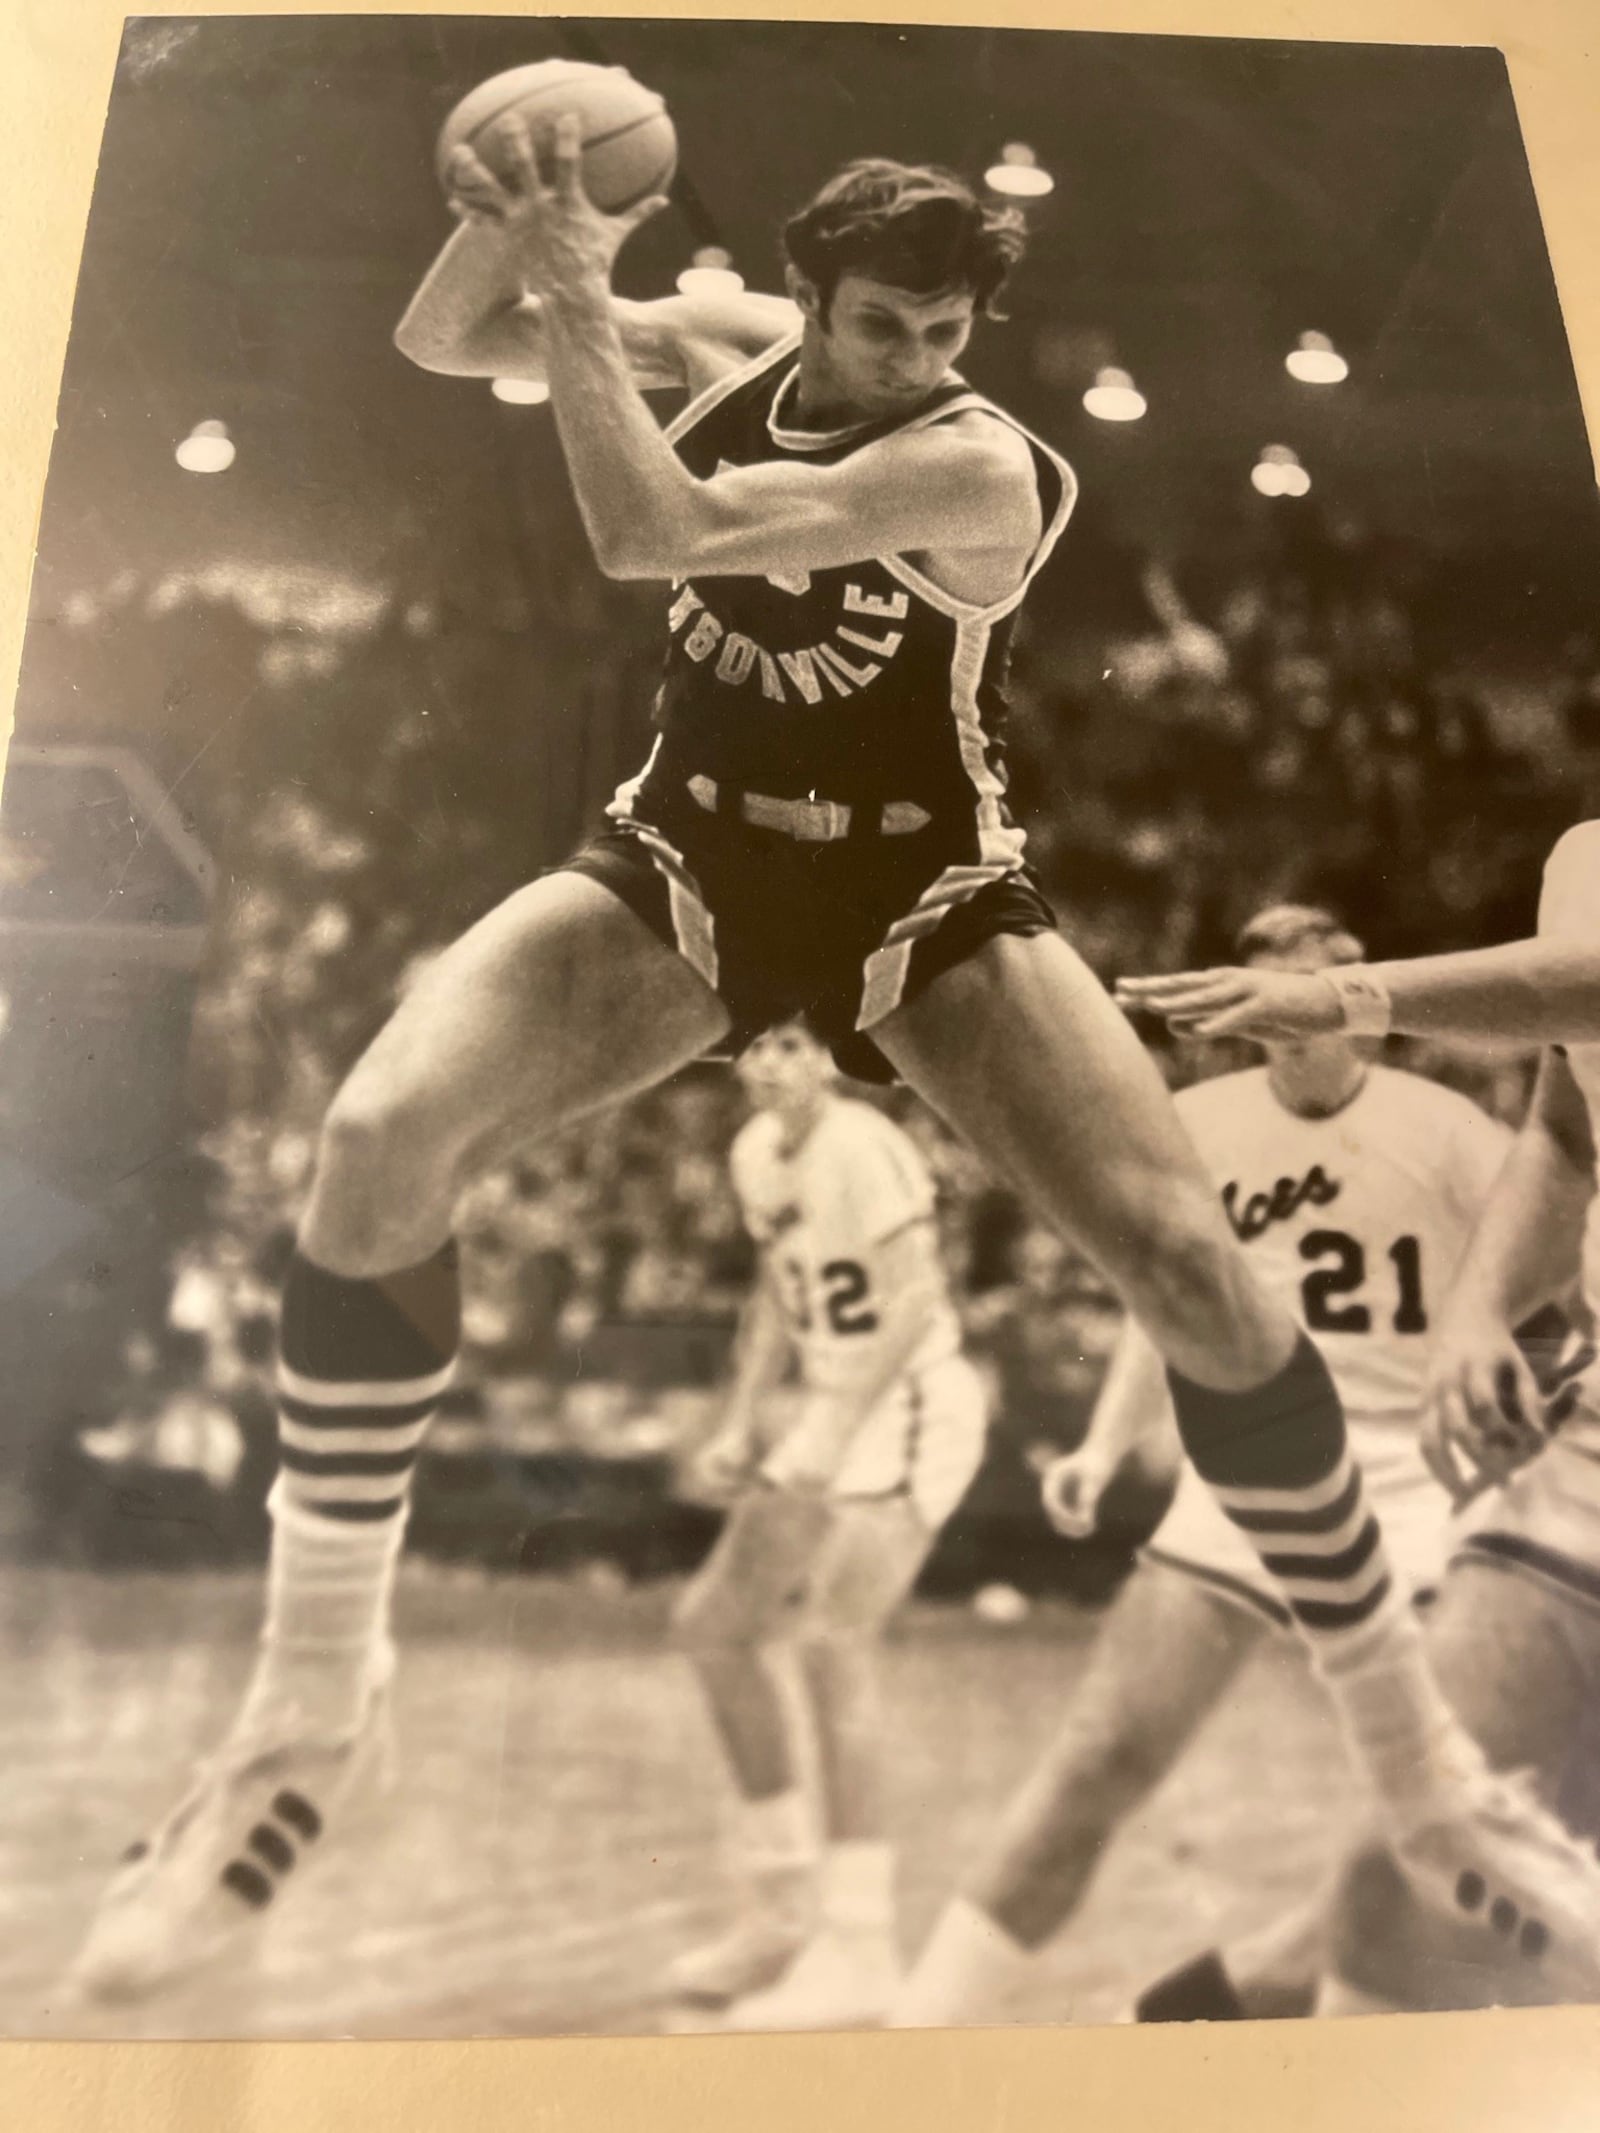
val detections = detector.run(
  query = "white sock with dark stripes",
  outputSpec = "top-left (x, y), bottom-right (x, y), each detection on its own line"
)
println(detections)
top-left (1169, 1334), bottom-right (1459, 1807)
top-left (240, 1244), bottom-right (460, 1736)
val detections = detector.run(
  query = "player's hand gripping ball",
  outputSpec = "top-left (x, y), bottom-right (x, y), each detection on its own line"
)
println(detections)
top-left (436, 60), bottom-right (676, 214)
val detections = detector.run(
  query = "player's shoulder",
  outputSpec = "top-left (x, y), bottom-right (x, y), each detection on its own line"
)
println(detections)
top-left (820, 1093), bottom-right (912, 1152)
top-left (903, 402), bottom-right (1045, 506)
top-left (645, 287), bottom-right (800, 387)
top-left (729, 1109), bottom-right (784, 1187)
top-left (1173, 1064), bottom-right (1272, 1124)
top-left (1364, 1064), bottom-right (1507, 1141)
top-left (819, 1096), bottom-right (930, 1179)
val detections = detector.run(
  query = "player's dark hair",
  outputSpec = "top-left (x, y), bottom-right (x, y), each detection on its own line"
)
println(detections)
top-left (782, 159), bottom-right (1026, 321)
top-left (1235, 904), bottom-right (1365, 968)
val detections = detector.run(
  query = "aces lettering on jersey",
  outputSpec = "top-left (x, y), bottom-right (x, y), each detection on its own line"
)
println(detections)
top-left (1221, 1163), bottom-right (1429, 1337)
top-left (666, 581), bottom-right (910, 707)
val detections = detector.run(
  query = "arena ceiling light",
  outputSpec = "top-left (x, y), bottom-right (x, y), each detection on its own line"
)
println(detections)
top-left (984, 143), bottom-right (1055, 199)
top-left (1285, 330), bottom-right (1349, 385)
top-left (491, 376), bottom-right (551, 404)
top-left (174, 419), bottom-right (235, 474)
top-left (1251, 442), bottom-right (1312, 497)
top-left (676, 246), bottom-right (745, 296)
top-left (1082, 366), bottom-right (1147, 422)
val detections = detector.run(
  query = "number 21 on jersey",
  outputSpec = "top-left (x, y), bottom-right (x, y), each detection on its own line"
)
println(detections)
top-left (1299, 1230), bottom-right (1427, 1335)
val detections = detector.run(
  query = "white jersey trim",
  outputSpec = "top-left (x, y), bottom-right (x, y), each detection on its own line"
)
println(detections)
top-left (879, 397), bottom-right (1077, 626)
top-left (663, 329), bottom-right (803, 448)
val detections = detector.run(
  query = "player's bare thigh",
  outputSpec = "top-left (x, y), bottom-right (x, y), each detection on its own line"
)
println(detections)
top-left (872, 930), bottom-right (1289, 1387)
top-left (673, 1486), bottom-right (838, 1650)
top-left (799, 1495), bottom-right (937, 1642)
top-left (302, 870), bottom-right (731, 1275)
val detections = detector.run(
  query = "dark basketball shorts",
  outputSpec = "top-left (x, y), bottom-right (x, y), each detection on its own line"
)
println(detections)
top-left (561, 804), bottom-right (1057, 1083)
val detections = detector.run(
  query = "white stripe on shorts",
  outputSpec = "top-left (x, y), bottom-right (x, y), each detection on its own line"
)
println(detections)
top-left (856, 863), bottom-right (1013, 1029)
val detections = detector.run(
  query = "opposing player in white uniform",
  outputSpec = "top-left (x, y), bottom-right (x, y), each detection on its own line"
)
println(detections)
top-left (1122, 824), bottom-right (1600, 2012)
top-left (671, 1019), bottom-right (986, 2030)
top-left (892, 906), bottom-right (1510, 2027)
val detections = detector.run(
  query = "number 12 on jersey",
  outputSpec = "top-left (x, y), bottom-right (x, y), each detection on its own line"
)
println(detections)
top-left (773, 1255), bottom-right (879, 1337)
top-left (1299, 1230), bottom-right (1427, 1335)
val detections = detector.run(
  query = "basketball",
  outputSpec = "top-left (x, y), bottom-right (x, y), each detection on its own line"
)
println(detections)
top-left (436, 61), bottom-right (677, 214)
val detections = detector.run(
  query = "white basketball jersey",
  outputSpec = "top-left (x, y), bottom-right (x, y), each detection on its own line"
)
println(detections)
top-left (1539, 822), bottom-right (1600, 1450)
top-left (730, 1096), bottom-right (960, 1392)
top-left (1175, 1065), bottom-right (1511, 1480)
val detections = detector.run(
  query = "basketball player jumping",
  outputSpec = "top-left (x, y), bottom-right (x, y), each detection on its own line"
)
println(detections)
top-left (671, 1020), bottom-right (986, 2030)
top-left (891, 905), bottom-right (1512, 2027)
top-left (70, 117), bottom-right (1600, 2002)
top-left (1125, 821), bottom-right (1600, 2015)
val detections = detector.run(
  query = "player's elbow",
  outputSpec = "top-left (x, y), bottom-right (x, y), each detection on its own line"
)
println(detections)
top-left (591, 517), bottom-right (689, 582)
top-left (589, 526), bottom-right (658, 580)
top-left (392, 316), bottom-right (459, 374)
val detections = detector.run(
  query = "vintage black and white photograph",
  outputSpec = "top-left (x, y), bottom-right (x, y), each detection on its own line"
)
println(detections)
top-left (3, 13), bottom-right (1600, 2043)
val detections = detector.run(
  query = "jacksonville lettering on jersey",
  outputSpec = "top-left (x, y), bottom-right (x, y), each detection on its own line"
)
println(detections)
top-left (612, 331), bottom-right (1076, 874)
top-left (730, 1096), bottom-right (960, 1393)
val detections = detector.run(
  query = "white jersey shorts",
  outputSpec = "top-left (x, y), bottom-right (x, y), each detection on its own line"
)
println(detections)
top-left (761, 1352), bottom-right (989, 1531)
top-left (1144, 1416), bottom-right (1449, 1631)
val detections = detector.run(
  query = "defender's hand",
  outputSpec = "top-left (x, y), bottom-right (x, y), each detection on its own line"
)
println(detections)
top-left (1421, 1319), bottom-right (1548, 1507)
top-left (696, 1420), bottom-right (762, 1499)
top-left (1041, 1444), bottom-right (1119, 1539)
top-left (446, 112), bottom-right (667, 297)
top-left (1115, 966), bottom-right (1345, 1042)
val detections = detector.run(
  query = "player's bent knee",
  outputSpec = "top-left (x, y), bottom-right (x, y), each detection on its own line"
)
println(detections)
top-left (1114, 1204), bottom-right (1261, 1355)
top-left (304, 1085), bottom-right (460, 1274)
top-left (673, 1573), bottom-right (774, 1655)
top-left (797, 1619), bottom-right (879, 1666)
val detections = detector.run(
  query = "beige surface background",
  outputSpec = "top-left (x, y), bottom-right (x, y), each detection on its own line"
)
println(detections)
top-left (2, 1), bottom-right (1598, 2124)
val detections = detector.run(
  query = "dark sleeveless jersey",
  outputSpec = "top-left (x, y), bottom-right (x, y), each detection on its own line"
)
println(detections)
top-left (612, 331), bottom-right (1076, 873)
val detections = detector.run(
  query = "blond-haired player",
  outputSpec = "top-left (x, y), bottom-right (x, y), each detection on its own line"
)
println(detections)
top-left (893, 907), bottom-right (1512, 2026)
top-left (672, 1020), bottom-right (986, 2030)
top-left (1122, 822), bottom-right (1600, 2012)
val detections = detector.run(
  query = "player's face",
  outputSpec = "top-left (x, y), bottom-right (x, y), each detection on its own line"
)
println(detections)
top-left (736, 1024), bottom-right (833, 1113)
top-left (804, 275), bottom-right (977, 419)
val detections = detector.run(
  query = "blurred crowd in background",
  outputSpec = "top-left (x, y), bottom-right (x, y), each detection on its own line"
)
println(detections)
top-left (13, 503), bottom-right (1595, 1592)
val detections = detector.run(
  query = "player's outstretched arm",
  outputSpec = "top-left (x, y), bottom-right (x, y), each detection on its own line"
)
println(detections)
top-left (1041, 1318), bottom-right (1178, 1539)
top-left (1120, 822), bottom-right (1600, 1048)
top-left (1422, 1048), bottom-right (1597, 1502)
top-left (1117, 938), bottom-right (1600, 1049)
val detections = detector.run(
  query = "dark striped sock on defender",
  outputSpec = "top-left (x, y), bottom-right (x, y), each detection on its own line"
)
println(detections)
top-left (275, 1245), bottom-right (461, 1525)
top-left (1167, 1333), bottom-right (1391, 1641)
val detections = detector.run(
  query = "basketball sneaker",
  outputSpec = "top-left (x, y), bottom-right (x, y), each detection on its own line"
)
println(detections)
top-left (1391, 1750), bottom-right (1600, 2000)
top-left (722, 1924), bottom-right (900, 2032)
top-left (66, 1651), bottom-right (396, 2004)
top-left (666, 1907), bottom-right (810, 2007)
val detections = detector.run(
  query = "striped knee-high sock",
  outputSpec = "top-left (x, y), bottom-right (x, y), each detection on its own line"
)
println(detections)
top-left (257, 1244), bottom-right (460, 1688)
top-left (1169, 1333), bottom-right (1457, 1805)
